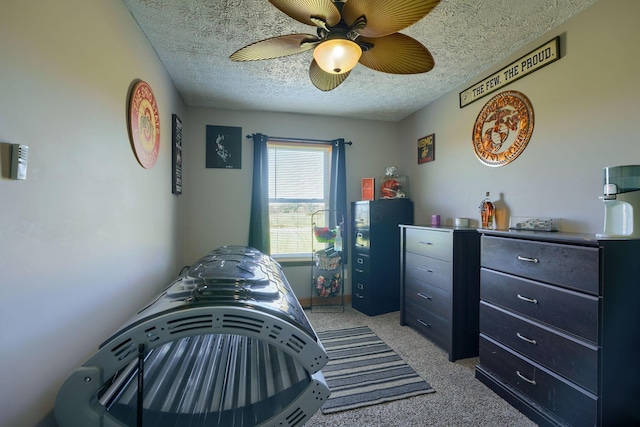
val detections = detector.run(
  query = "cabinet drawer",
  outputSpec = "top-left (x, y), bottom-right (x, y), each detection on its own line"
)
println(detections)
top-left (405, 228), bottom-right (452, 261)
top-left (353, 203), bottom-right (370, 226)
top-left (481, 236), bottom-right (599, 294)
top-left (352, 253), bottom-right (370, 275)
top-left (405, 278), bottom-right (451, 321)
top-left (481, 269), bottom-right (598, 343)
top-left (479, 335), bottom-right (597, 427)
top-left (405, 252), bottom-right (451, 293)
top-left (480, 301), bottom-right (598, 393)
top-left (353, 229), bottom-right (370, 252)
top-left (352, 288), bottom-right (367, 313)
top-left (353, 279), bottom-right (368, 299)
top-left (405, 300), bottom-right (450, 351)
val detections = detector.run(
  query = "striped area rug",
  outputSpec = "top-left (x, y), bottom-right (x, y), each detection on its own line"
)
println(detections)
top-left (317, 325), bottom-right (435, 414)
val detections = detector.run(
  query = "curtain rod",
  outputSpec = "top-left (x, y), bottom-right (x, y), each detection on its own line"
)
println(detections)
top-left (245, 134), bottom-right (352, 145)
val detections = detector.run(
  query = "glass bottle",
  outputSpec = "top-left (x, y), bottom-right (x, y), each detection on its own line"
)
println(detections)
top-left (479, 192), bottom-right (495, 229)
top-left (334, 225), bottom-right (342, 252)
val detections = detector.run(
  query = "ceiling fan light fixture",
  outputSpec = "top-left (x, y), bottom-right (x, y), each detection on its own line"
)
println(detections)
top-left (313, 39), bottom-right (362, 74)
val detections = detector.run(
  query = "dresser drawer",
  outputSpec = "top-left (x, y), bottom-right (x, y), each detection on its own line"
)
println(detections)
top-left (405, 228), bottom-right (452, 261)
top-left (405, 300), bottom-right (450, 351)
top-left (352, 252), bottom-right (370, 275)
top-left (479, 335), bottom-right (597, 427)
top-left (481, 269), bottom-right (598, 343)
top-left (480, 301), bottom-right (598, 393)
top-left (405, 278), bottom-right (451, 321)
top-left (405, 252), bottom-right (451, 293)
top-left (481, 236), bottom-right (599, 294)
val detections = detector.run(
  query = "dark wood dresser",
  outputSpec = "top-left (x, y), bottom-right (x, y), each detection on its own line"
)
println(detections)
top-left (399, 225), bottom-right (480, 362)
top-left (351, 199), bottom-right (413, 316)
top-left (476, 229), bottom-right (640, 426)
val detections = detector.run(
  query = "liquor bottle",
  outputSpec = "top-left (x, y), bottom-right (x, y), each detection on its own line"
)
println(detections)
top-left (334, 226), bottom-right (343, 252)
top-left (479, 192), bottom-right (495, 229)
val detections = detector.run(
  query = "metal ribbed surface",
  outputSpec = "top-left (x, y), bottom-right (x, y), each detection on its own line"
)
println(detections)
top-left (103, 334), bottom-right (311, 427)
top-left (55, 247), bottom-right (330, 427)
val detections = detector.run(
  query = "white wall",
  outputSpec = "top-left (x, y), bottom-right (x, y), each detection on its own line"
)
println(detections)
top-left (183, 108), bottom-right (401, 297)
top-left (2, 0), bottom-right (638, 425)
top-left (399, 0), bottom-right (640, 233)
top-left (0, 1), bottom-right (185, 426)
top-left (182, 0), bottom-right (640, 298)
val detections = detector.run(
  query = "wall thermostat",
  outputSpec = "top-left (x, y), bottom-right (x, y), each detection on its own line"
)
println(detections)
top-left (11, 144), bottom-right (28, 180)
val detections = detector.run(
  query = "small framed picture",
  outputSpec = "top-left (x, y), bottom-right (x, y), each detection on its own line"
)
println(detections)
top-left (418, 134), bottom-right (435, 164)
top-left (206, 125), bottom-right (242, 169)
top-left (361, 178), bottom-right (375, 201)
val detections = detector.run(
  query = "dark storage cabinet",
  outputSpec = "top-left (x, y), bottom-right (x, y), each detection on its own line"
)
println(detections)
top-left (476, 230), bottom-right (640, 427)
top-left (351, 199), bottom-right (413, 316)
top-left (399, 225), bottom-right (480, 361)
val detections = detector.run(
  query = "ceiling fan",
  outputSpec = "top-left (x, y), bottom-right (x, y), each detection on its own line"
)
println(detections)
top-left (230, 0), bottom-right (441, 91)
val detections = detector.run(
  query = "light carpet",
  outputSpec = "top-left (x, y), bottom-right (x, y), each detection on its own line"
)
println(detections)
top-left (317, 325), bottom-right (435, 414)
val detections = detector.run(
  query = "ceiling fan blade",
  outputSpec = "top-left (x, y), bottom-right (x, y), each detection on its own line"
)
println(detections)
top-left (230, 34), bottom-right (320, 61)
top-left (343, 0), bottom-right (441, 38)
top-left (358, 33), bottom-right (434, 74)
top-left (309, 60), bottom-right (350, 91)
top-left (268, 0), bottom-right (341, 28)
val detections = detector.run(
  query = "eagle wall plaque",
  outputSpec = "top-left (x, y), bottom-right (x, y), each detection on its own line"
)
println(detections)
top-left (472, 90), bottom-right (534, 167)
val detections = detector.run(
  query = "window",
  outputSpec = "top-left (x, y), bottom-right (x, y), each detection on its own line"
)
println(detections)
top-left (268, 140), bottom-right (332, 257)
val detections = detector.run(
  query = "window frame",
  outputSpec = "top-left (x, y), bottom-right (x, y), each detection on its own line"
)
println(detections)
top-left (267, 139), bottom-right (333, 260)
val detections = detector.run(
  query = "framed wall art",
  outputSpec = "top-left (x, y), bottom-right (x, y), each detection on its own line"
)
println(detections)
top-left (205, 125), bottom-right (242, 169)
top-left (418, 134), bottom-right (435, 164)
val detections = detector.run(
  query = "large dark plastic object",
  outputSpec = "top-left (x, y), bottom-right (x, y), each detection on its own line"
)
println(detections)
top-left (55, 246), bottom-right (330, 427)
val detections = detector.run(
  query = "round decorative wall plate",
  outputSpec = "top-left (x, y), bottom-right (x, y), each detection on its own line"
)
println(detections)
top-left (128, 80), bottom-right (160, 168)
top-left (472, 90), bottom-right (534, 167)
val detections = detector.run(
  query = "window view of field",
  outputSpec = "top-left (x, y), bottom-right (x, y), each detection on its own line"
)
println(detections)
top-left (270, 203), bottom-right (328, 255)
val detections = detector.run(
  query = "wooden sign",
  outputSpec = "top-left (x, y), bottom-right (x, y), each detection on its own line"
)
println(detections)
top-left (460, 37), bottom-right (559, 108)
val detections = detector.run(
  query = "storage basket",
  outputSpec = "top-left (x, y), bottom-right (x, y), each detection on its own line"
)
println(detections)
top-left (314, 273), bottom-right (342, 297)
top-left (314, 249), bottom-right (341, 270)
top-left (313, 226), bottom-right (336, 244)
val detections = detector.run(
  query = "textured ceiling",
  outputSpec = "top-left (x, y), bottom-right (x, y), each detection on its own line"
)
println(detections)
top-left (122, 0), bottom-right (597, 122)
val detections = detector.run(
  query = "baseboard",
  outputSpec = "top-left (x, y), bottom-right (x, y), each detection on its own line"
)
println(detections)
top-left (299, 294), bottom-right (351, 308)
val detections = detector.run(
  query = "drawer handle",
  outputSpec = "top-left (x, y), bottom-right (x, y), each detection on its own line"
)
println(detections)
top-left (516, 332), bottom-right (537, 345)
top-left (417, 319), bottom-right (432, 328)
top-left (355, 293), bottom-right (364, 299)
top-left (355, 268), bottom-right (364, 274)
top-left (357, 283), bottom-right (364, 290)
top-left (418, 267), bottom-right (434, 273)
top-left (517, 255), bottom-right (539, 263)
top-left (419, 241), bottom-right (434, 246)
top-left (417, 292), bottom-right (432, 301)
top-left (516, 370), bottom-right (537, 385)
top-left (356, 232), bottom-right (363, 238)
top-left (517, 294), bottom-right (538, 304)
